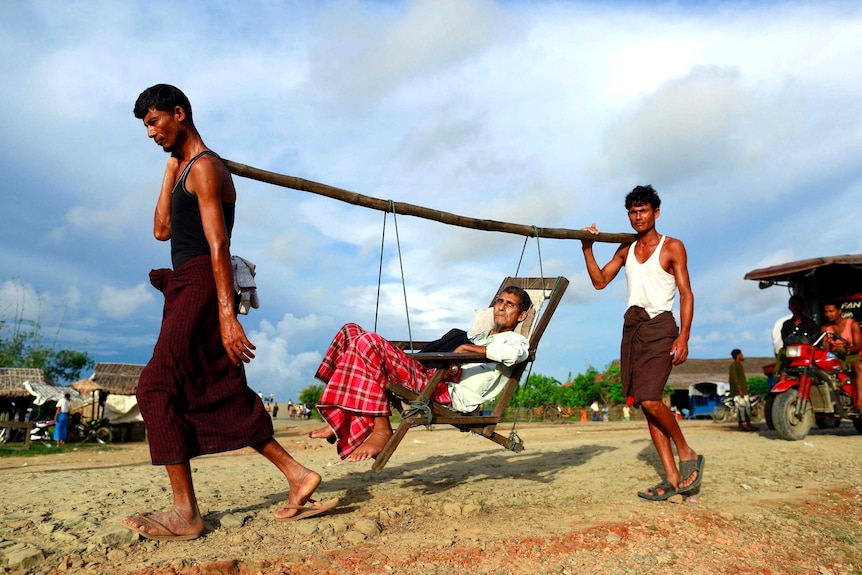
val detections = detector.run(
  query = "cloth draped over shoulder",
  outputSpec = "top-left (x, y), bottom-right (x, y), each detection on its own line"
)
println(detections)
top-left (231, 255), bottom-right (259, 315)
top-left (137, 255), bottom-right (273, 465)
top-left (620, 306), bottom-right (679, 405)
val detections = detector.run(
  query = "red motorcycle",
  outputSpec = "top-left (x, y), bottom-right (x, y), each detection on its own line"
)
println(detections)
top-left (769, 331), bottom-right (861, 440)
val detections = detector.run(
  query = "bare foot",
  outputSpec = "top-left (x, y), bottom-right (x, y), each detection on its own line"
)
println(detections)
top-left (274, 468), bottom-right (322, 520)
top-left (121, 509), bottom-right (204, 541)
top-left (347, 431), bottom-right (392, 462)
top-left (309, 426), bottom-right (335, 440)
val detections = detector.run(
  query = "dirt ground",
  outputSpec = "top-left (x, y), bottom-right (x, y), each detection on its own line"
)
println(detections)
top-left (2, 417), bottom-right (862, 575)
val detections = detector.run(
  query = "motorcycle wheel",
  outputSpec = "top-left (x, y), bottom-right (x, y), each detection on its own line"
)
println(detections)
top-left (763, 395), bottom-right (775, 430)
top-left (853, 418), bottom-right (862, 434)
top-left (542, 406), bottom-right (562, 423)
top-left (712, 405), bottom-right (731, 423)
top-left (772, 388), bottom-right (813, 441)
top-left (94, 427), bottom-right (113, 444)
top-left (816, 415), bottom-right (841, 429)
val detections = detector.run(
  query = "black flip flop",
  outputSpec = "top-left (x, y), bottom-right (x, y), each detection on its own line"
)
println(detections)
top-left (637, 480), bottom-right (678, 501)
top-left (677, 455), bottom-right (705, 494)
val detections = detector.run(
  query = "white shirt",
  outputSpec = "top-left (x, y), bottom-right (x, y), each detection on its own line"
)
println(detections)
top-left (773, 314), bottom-right (792, 354)
top-left (448, 330), bottom-right (529, 413)
top-left (625, 235), bottom-right (677, 318)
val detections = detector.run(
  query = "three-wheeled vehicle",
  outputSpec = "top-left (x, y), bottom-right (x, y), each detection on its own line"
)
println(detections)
top-left (688, 381), bottom-right (730, 419)
top-left (744, 254), bottom-right (862, 440)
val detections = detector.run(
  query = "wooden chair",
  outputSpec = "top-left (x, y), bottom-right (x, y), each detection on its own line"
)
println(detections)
top-left (371, 276), bottom-right (569, 472)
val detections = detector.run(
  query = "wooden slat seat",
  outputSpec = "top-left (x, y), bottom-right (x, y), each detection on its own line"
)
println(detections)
top-left (371, 276), bottom-right (568, 472)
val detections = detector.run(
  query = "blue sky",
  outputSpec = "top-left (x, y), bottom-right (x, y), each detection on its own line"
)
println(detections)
top-left (2, 0), bottom-right (861, 402)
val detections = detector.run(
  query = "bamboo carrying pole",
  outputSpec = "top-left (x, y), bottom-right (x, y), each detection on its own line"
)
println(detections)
top-left (224, 160), bottom-right (636, 244)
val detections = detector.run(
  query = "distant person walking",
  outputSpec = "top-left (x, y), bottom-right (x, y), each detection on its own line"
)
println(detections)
top-left (581, 185), bottom-right (703, 501)
top-left (590, 400), bottom-right (601, 421)
top-left (53, 393), bottom-right (71, 444)
top-left (729, 349), bottom-right (755, 431)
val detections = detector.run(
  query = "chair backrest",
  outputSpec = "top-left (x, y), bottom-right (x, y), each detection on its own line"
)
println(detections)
top-left (494, 276), bottom-right (569, 362)
top-left (485, 276), bottom-right (568, 418)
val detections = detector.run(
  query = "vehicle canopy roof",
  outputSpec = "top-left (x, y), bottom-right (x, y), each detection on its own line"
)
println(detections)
top-left (744, 254), bottom-right (862, 282)
top-left (744, 253), bottom-right (862, 324)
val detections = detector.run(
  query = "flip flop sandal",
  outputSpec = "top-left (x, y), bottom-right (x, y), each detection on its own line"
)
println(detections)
top-left (677, 455), bottom-right (706, 494)
top-left (274, 498), bottom-right (339, 522)
top-left (637, 480), bottom-right (678, 501)
top-left (122, 513), bottom-right (203, 541)
top-left (308, 431), bottom-right (337, 444)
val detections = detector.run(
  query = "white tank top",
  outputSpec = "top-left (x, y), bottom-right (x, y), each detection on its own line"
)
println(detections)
top-left (625, 235), bottom-right (677, 318)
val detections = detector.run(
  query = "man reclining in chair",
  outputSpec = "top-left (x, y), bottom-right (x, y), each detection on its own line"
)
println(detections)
top-left (310, 286), bottom-right (532, 462)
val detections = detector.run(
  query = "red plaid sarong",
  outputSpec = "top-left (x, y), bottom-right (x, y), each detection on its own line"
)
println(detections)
top-left (316, 323), bottom-right (451, 459)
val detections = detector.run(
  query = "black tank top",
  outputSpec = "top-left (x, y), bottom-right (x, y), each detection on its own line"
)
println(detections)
top-left (170, 151), bottom-right (236, 270)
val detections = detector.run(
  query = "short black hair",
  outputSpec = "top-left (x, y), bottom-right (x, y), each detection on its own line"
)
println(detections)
top-left (500, 285), bottom-right (532, 314)
top-left (134, 84), bottom-right (193, 123)
top-left (731, 349), bottom-right (742, 359)
top-left (625, 185), bottom-right (661, 210)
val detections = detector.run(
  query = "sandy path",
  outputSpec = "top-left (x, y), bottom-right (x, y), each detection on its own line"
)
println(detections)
top-left (1, 418), bottom-right (861, 574)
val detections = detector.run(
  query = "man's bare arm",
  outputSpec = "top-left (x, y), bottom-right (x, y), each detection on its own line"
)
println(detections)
top-left (153, 156), bottom-right (179, 241)
top-left (666, 237), bottom-right (693, 365)
top-left (188, 157), bottom-right (255, 366)
top-left (851, 320), bottom-right (862, 355)
top-left (581, 224), bottom-right (628, 290)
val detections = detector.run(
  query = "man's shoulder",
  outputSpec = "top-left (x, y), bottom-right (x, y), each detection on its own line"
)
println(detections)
top-left (662, 235), bottom-right (687, 251)
top-left (186, 151), bottom-right (234, 197)
top-left (189, 151), bottom-right (228, 174)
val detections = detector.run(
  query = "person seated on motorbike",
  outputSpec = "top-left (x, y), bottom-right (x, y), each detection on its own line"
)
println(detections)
top-left (821, 300), bottom-right (862, 412)
top-left (775, 295), bottom-right (821, 373)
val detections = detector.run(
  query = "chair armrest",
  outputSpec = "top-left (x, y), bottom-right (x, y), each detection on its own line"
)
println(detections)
top-left (405, 351), bottom-right (486, 367)
top-left (391, 340), bottom-right (432, 351)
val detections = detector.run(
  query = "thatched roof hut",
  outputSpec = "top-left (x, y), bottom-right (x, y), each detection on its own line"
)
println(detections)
top-left (0, 368), bottom-right (48, 398)
top-left (76, 363), bottom-right (144, 396)
top-left (70, 363), bottom-right (145, 429)
top-left (667, 357), bottom-right (775, 391)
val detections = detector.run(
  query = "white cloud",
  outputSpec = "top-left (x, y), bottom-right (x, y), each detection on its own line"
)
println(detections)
top-left (3, 0), bottom-right (862, 392)
top-left (244, 312), bottom-right (334, 400)
top-left (307, 0), bottom-right (518, 111)
top-left (98, 283), bottom-right (154, 319)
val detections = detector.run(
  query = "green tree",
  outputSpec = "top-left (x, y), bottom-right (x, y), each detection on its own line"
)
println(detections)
top-left (298, 383), bottom-right (324, 406)
top-left (515, 373), bottom-right (562, 407)
top-left (747, 375), bottom-right (768, 396)
top-left (560, 363), bottom-right (627, 407)
top-left (0, 281), bottom-right (94, 383)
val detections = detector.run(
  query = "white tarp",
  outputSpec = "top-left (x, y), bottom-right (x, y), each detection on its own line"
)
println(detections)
top-left (102, 394), bottom-right (143, 424)
top-left (22, 381), bottom-right (87, 406)
top-left (688, 381), bottom-right (730, 398)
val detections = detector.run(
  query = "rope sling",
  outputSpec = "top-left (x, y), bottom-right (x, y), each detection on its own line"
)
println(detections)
top-left (373, 206), bottom-right (546, 446)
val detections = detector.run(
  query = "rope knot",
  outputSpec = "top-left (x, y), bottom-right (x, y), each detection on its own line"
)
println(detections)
top-left (402, 400), bottom-right (433, 426)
